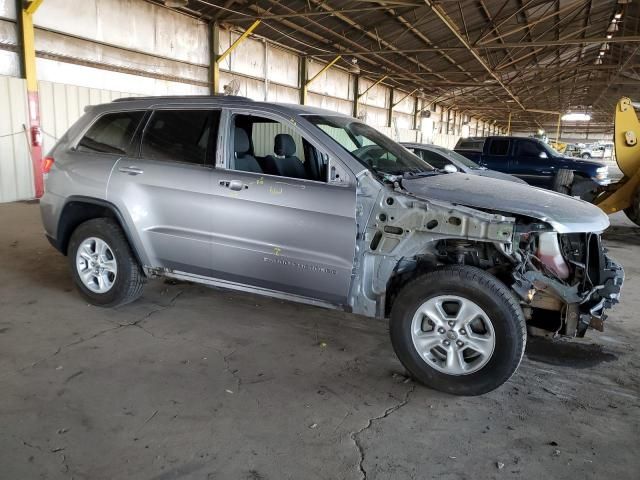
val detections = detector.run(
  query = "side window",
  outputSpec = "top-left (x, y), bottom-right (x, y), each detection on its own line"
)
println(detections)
top-left (515, 140), bottom-right (543, 157)
top-left (419, 150), bottom-right (448, 169)
top-left (141, 110), bottom-right (218, 166)
top-left (231, 114), bottom-right (326, 182)
top-left (488, 139), bottom-right (510, 156)
top-left (77, 111), bottom-right (144, 155)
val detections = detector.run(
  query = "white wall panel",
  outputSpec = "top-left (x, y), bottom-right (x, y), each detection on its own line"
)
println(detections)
top-left (0, 76), bottom-right (34, 202)
top-left (0, 0), bottom-right (16, 19)
top-left (36, 58), bottom-right (208, 95)
top-left (307, 61), bottom-right (351, 100)
top-left (219, 34), bottom-right (265, 81)
top-left (267, 84), bottom-right (299, 105)
top-left (267, 46), bottom-right (298, 88)
top-left (219, 71), bottom-right (265, 100)
top-left (307, 93), bottom-right (352, 116)
top-left (359, 78), bottom-right (388, 109)
top-left (34, 0), bottom-right (209, 64)
top-left (38, 80), bottom-right (141, 155)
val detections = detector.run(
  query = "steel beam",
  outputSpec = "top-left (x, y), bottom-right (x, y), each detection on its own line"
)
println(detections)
top-left (213, 19), bottom-right (261, 93)
top-left (302, 55), bottom-right (341, 105)
top-left (17, 0), bottom-right (44, 198)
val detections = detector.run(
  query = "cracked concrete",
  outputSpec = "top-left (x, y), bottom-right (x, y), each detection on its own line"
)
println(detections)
top-left (1, 202), bottom-right (639, 480)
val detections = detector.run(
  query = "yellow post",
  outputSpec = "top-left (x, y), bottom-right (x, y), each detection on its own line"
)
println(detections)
top-left (213, 20), bottom-right (261, 93)
top-left (19, 0), bottom-right (44, 198)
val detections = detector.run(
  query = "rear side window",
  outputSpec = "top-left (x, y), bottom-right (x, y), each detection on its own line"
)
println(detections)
top-left (515, 140), bottom-right (543, 157)
top-left (141, 110), bottom-right (218, 166)
top-left (417, 149), bottom-right (448, 169)
top-left (488, 139), bottom-right (509, 156)
top-left (77, 111), bottom-right (144, 155)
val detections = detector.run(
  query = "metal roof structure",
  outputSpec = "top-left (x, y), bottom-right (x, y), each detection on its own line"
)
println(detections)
top-left (147, 0), bottom-right (640, 132)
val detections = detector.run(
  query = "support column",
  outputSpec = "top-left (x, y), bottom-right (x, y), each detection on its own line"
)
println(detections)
top-left (387, 87), bottom-right (394, 128)
top-left (507, 112), bottom-right (512, 135)
top-left (299, 57), bottom-right (307, 105)
top-left (352, 74), bottom-right (359, 118)
top-left (209, 22), bottom-right (220, 94)
top-left (17, 0), bottom-right (44, 198)
top-left (555, 113), bottom-right (562, 144)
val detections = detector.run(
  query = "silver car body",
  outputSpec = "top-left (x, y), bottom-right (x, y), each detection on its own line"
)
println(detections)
top-left (40, 96), bottom-right (623, 337)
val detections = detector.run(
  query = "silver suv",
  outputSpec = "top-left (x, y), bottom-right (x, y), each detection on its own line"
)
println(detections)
top-left (40, 96), bottom-right (624, 395)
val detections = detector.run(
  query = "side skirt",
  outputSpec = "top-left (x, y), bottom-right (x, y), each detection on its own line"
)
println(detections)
top-left (162, 270), bottom-right (346, 313)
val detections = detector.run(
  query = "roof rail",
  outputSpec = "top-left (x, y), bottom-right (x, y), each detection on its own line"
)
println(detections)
top-left (112, 95), bottom-right (252, 103)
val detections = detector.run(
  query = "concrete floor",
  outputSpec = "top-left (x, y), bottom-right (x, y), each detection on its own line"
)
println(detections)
top-left (1, 202), bottom-right (639, 480)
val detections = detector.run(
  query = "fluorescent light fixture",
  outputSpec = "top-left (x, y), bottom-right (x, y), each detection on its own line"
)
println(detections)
top-left (599, 51), bottom-right (605, 56)
top-left (562, 113), bottom-right (591, 122)
top-left (607, 34), bottom-right (613, 39)
top-left (614, 13), bottom-right (622, 19)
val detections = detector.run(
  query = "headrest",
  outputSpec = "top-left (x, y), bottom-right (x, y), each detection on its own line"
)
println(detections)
top-left (234, 128), bottom-right (250, 154)
top-left (274, 134), bottom-right (296, 157)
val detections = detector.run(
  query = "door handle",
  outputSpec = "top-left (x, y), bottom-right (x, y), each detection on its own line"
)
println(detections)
top-left (118, 166), bottom-right (144, 175)
top-left (219, 180), bottom-right (248, 191)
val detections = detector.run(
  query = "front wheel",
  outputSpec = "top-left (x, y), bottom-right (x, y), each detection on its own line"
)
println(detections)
top-left (390, 266), bottom-right (526, 396)
top-left (581, 153), bottom-right (591, 159)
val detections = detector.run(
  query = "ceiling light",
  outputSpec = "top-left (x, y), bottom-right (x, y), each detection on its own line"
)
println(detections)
top-left (595, 57), bottom-right (603, 65)
top-left (599, 51), bottom-right (605, 56)
top-left (562, 113), bottom-right (591, 122)
top-left (607, 34), bottom-right (612, 39)
top-left (608, 23), bottom-right (619, 32)
top-left (164, 0), bottom-right (188, 7)
top-left (614, 13), bottom-right (622, 19)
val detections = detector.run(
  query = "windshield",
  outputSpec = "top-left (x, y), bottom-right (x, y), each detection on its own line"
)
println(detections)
top-left (305, 115), bottom-right (434, 176)
top-left (433, 146), bottom-right (482, 169)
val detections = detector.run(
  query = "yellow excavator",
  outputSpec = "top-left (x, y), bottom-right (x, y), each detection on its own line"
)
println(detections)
top-left (594, 97), bottom-right (640, 226)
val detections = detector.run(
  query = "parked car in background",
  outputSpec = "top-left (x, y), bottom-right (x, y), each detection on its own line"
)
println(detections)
top-left (580, 144), bottom-right (608, 159)
top-left (454, 136), bottom-right (610, 196)
top-left (401, 143), bottom-right (526, 184)
top-left (40, 96), bottom-right (623, 396)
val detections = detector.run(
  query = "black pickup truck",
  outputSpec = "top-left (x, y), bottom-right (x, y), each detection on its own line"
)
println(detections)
top-left (454, 136), bottom-right (610, 197)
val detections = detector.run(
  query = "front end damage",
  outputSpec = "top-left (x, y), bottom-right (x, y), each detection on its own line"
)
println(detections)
top-left (511, 229), bottom-right (624, 337)
top-left (350, 171), bottom-right (624, 339)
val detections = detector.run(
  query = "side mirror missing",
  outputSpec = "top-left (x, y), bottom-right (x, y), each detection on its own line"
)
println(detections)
top-left (443, 164), bottom-right (458, 173)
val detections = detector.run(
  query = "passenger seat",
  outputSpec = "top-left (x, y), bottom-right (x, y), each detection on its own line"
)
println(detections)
top-left (264, 134), bottom-right (306, 179)
top-left (234, 128), bottom-right (262, 173)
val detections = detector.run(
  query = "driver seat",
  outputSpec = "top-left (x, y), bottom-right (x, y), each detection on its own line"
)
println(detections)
top-left (264, 134), bottom-right (307, 179)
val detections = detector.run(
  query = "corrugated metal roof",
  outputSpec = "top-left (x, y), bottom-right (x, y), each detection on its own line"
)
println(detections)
top-left (146, 0), bottom-right (640, 130)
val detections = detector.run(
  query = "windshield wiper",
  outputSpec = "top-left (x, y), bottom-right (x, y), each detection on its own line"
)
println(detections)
top-left (402, 170), bottom-right (438, 178)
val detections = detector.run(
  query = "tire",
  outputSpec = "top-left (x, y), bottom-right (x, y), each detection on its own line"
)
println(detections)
top-left (624, 187), bottom-right (640, 227)
top-left (552, 169), bottom-right (574, 195)
top-left (389, 266), bottom-right (526, 396)
top-left (581, 153), bottom-right (591, 159)
top-left (68, 218), bottom-right (145, 307)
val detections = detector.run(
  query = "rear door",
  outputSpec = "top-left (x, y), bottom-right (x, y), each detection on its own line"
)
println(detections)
top-left (206, 110), bottom-right (357, 305)
top-left (479, 138), bottom-right (511, 172)
top-left (107, 108), bottom-right (220, 275)
top-left (509, 139), bottom-right (554, 187)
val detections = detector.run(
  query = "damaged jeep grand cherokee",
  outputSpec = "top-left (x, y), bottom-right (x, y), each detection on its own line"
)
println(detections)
top-left (40, 96), bottom-right (624, 396)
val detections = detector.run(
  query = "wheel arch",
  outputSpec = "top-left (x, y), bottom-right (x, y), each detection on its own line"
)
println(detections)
top-left (56, 196), bottom-right (148, 268)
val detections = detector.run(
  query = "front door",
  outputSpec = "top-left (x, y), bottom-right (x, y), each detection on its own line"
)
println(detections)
top-left (206, 112), bottom-right (357, 305)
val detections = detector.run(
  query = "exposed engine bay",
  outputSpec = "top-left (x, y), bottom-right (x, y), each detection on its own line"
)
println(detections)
top-left (350, 171), bottom-right (624, 339)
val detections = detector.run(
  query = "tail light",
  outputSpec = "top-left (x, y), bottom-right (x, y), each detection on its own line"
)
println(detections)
top-left (43, 156), bottom-right (55, 174)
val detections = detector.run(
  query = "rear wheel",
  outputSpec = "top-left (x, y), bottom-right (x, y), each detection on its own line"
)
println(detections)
top-left (390, 266), bottom-right (526, 396)
top-left (68, 218), bottom-right (145, 307)
top-left (624, 187), bottom-right (640, 227)
top-left (582, 153), bottom-right (591, 159)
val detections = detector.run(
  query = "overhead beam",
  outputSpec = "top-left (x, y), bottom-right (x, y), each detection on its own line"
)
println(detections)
top-left (423, 0), bottom-right (526, 110)
top-left (212, 19), bottom-right (261, 93)
top-left (307, 36), bottom-right (640, 56)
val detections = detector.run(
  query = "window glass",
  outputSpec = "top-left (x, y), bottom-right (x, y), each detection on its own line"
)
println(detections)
top-left (231, 114), bottom-right (325, 182)
top-left (515, 140), bottom-right (543, 157)
top-left (306, 115), bottom-right (433, 178)
top-left (77, 111), bottom-right (143, 155)
top-left (488, 139), bottom-right (509, 156)
top-left (141, 110), bottom-right (216, 166)
top-left (418, 149), bottom-right (448, 169)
